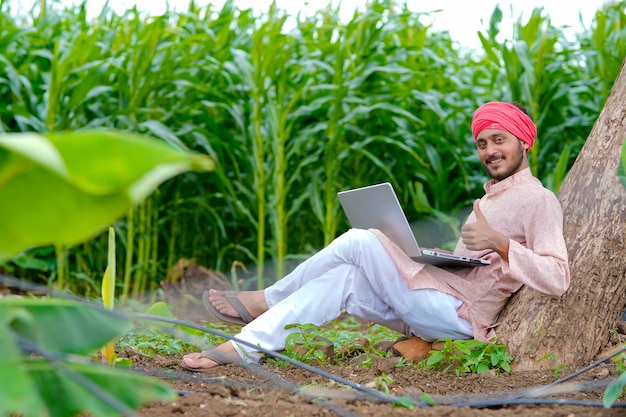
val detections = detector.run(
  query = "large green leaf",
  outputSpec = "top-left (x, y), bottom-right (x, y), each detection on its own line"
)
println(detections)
top-left (0, 298), bottom-right (131, 355)
top-left (0, 310), bottom-right (46, 417)
top-left (0, 130), bottom-right (214, 262)
top-left (618, 137), bottom-right (626, 189)
top-left (25, 358), bottom-right (177, 417)
top-left (0, 298), bottom-right (177, 417)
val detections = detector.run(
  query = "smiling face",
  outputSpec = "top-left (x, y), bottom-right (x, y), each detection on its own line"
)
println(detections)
top-left (475, 128), bottom-right (529, 182)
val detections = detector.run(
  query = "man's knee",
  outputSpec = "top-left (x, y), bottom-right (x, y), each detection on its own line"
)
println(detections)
top-left (342, 228), bottom-right (374, 243)
top-left (337, 228), bottom-right (387, 264)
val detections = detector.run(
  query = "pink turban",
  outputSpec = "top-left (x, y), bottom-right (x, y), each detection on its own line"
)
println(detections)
top-left (471, 102), bottom-right (537, 149)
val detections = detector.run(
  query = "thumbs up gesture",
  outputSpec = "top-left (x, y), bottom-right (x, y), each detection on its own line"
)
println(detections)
top-left (461, 200), bottom-right (509, 259)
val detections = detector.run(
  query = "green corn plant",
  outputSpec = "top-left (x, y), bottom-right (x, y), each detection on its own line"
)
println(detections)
top-left (130, 197), bottom-right (159, 300)
top-left (245, 3), bottom-right (289, 286)
top-left (581, 1), bottom-right (626, 107)
top-left (121, 206), bottom-right (135, 304)
top-left (300, 2), bottom-right (441, 245)
top-left (53, 243), bottom-right (68, 291)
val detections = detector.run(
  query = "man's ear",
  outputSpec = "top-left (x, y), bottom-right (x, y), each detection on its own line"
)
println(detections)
top-left (521, 140), bottom-right (530, 151)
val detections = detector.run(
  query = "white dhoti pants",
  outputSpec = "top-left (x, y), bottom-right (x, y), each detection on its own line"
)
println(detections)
top-left (231, 229), bottom-right (473, 362)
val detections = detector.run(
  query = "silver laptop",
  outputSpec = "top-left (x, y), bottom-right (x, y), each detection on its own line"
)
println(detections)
top-left (337, 182), bottom-right (491, 268)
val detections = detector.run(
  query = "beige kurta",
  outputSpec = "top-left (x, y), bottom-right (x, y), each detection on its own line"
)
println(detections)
top-left (370, 168), bottom-right (570, 342)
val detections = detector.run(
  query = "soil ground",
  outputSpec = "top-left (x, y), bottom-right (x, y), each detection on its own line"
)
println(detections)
top-left (133, 346), bottom-right (626, 417)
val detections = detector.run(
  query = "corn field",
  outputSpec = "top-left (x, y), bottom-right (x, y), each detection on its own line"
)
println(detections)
top-left (1, 0), bottom-right (625, 296)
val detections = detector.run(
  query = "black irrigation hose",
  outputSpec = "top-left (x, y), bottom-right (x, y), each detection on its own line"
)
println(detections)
top-left (429, 378), bottom-right (613, 406)
top-left (138, 363), bottom-right (378, 403)
top-left (133, 314), bottom-right (419, 406)
top-left (159, 366), bottom-right (365, 417)
top-left (133, 363), bottom-right (269, 391)
top-left (511, 344), bottom-right (626, 399)
top-left (459, 398), bottom-right (626, 409)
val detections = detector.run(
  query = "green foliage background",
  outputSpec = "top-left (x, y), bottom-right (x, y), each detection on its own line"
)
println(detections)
top-left (1, 0), bottom-right (625, 295)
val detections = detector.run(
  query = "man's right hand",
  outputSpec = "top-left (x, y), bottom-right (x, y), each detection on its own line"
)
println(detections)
top-left (460, 199), bottom-right (510, 261)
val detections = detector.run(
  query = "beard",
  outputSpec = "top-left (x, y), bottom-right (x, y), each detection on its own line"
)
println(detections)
top-left (483, 140), bottom-right (526, 182)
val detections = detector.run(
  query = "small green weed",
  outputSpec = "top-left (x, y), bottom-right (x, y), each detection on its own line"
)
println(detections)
top-left (393, 396), bottom-right (417, 409)
top-left (419, 392), bottom-right (435, 406)
top-left (358, 355), bottom-right (374, 368)
top-left (537, 352), bottom-right (564, 379)
top-left (612, 350), bottom-right (626, 373)
top-left (418, 338), bottom-right (513, 375)
top-left (322, 317), bottom-right (400, 348)
top-left (281, 321), bottom-right (400, 365)
top-left (118, 324), bottom-right (227, 357)
top-left (552, 363), bottom-right (566, 380)
top-left (373, 373), bottom-right (394, 393)
top-left (284, 323), bottom-right (334, 365)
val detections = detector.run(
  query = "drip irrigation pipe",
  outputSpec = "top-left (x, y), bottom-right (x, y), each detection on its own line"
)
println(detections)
top-left (133, 314), bottom-right (421, 406)
top-left (511, 344), bottom-right (626, 399)
top-left (457, 398), bottom-right (626, 409)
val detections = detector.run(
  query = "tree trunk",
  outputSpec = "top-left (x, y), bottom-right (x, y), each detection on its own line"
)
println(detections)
top-left (497, 59), bottom-right (626, 371)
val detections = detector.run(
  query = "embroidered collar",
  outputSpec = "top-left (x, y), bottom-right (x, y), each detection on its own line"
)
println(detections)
top-left (484, 168), bottom-right (533, 196)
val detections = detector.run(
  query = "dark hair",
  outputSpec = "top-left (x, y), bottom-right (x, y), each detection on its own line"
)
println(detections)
top-left (511, 102), bottom-right (531, 118)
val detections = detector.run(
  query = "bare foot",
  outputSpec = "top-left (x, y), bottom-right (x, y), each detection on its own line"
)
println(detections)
top-left (208, 289), bottom-right (268, 319)
top-left (181, 342), bottom-right (239, 371)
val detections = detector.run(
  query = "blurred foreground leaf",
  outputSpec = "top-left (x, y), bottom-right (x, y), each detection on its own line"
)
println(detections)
top-left (25, 359), bottom-right (177, 417)
top-left (0, 297), bottom-right (131, 357)
top-left (0, 307), bottom-right (46, 417)
top-left (0, 298), bottom-right (177, 417)
top-left (0, 130), bottom-right (214, 262)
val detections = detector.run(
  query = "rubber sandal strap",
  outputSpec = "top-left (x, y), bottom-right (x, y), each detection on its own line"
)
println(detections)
top-left (223, 291), bottom-right (254, 324)
top-left (202, 290), bottom-right (249, 326)
top-left (199, 349), bottom-right (232, 365)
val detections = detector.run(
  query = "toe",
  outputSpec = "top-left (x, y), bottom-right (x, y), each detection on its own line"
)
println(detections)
top-left (183, 352), bottom-right (203, 361)
top-left (182, 355), bottom-right (217, 370)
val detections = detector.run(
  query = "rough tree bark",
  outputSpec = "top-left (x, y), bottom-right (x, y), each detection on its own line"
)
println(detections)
top-left (497, 59), bottom-right (626, 371)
